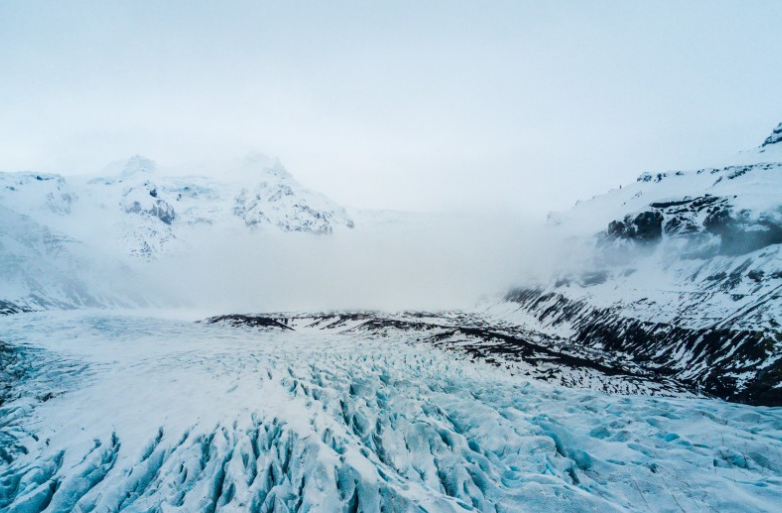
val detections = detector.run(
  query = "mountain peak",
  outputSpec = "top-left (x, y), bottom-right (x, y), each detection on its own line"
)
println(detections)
top-left (121, 155), bottom-right (157, 177)
top-left (241, 152), bottom-right (291, 180)
top-left (761, 121), bottom-right (782, 148)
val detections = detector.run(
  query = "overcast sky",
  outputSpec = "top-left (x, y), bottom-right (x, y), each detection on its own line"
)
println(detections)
top-left (1, 1), bottom-right (781, 216)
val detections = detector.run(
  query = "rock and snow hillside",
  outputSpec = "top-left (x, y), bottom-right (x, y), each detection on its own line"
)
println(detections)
top-left (484, 122), bottom-right (782, 406)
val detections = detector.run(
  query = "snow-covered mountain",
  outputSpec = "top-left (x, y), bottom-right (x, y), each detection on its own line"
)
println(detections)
top-left (0, 154), bottom-right (356, 312)
top-left (484, 122), bottom-right (782, 406)
top-left (0, 154), bottom-right (354, 260)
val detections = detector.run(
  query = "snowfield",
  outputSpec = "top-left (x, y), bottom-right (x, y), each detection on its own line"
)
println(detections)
top-left (2, 311), bottom-right (781, 513)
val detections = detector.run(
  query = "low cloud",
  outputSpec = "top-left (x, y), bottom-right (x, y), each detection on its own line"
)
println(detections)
top-left (143, 213), bottom-right (561, 314)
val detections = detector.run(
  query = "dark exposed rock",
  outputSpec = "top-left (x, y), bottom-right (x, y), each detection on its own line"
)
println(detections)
top-left (603, 195), bottom-right (782, 256)
top-left (124, 199), bottom-right (176, 225)
top-left (632, 211), bottom-right (664, 241)
top-left (704, 206), bottom-right (782, 255)
top-left (204, 314), bottom-right (294, 331)
top-left (637, 172), bottom-right (668, 183)
top-left (605, 211), bottom-right (663, 244)
top-left (761, 121), bottom-right (782, 147)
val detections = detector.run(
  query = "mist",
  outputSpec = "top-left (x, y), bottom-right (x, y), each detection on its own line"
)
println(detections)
top-left (142, 213), bottom-right (561, 314)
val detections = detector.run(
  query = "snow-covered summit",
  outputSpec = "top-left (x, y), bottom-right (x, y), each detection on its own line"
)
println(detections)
top-left (241, 152), bottom-right (292, 180)
top-left (719, 120), bottom-right (782, 166)
top-left (99, 154), bottom-right (158, 178)
top-left (120, 154), bottom-right (157, 177)
top-left (761, 120), bottom-right (782, 147)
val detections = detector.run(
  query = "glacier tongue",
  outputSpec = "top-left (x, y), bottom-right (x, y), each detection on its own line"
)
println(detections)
top-left (2, 312), bottom-right (782, 513)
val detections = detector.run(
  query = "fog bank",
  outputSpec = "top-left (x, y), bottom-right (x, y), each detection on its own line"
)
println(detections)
top-left (144, 213), bottom-right (564, 314)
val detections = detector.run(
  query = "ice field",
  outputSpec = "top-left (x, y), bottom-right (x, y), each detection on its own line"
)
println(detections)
top-left (1, 311), bottom-right (782, 512)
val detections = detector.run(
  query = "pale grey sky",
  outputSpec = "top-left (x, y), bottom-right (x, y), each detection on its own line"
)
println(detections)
top-left (1, 1), bottom-right (781, 216)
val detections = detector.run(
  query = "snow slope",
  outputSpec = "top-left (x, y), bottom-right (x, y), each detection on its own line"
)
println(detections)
top-left (0, 206), bottom-right (145, 314)
top-left (487, 122), bottom-right (782, 405)
top-left (2, 311), bottom-right (781, 513)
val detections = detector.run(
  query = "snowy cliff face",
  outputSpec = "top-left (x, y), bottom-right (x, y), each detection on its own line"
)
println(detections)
top-left (0, 155), bottom-right (354, 310)
top-left (486, 122), bottom-right (782, 406)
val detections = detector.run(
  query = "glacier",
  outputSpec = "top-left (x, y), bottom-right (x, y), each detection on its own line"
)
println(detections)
top-left (1, 311), bottom-right (781, 513)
